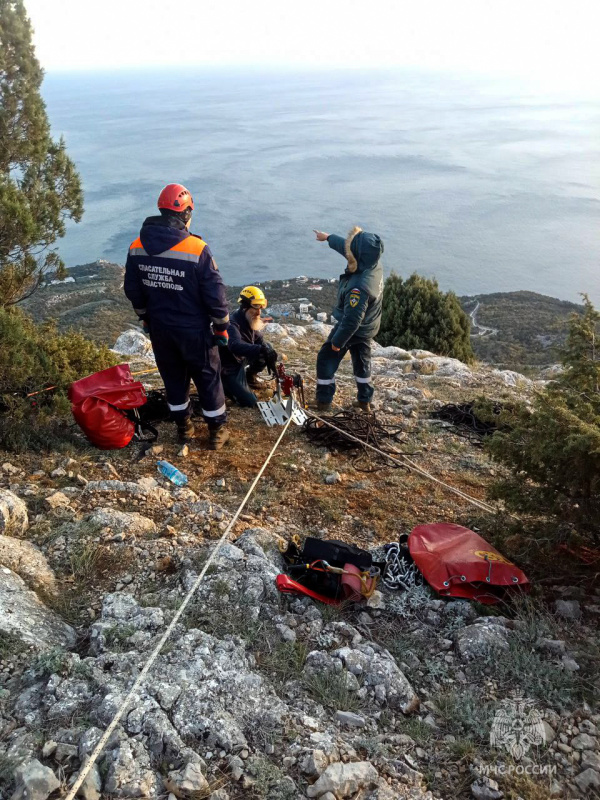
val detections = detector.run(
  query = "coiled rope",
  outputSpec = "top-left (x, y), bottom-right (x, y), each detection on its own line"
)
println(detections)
top-left (63, 416), bottom-right (294, 800)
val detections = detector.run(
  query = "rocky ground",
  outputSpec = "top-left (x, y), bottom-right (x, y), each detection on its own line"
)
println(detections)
top-left (0, 325), bottom-right (598, 800)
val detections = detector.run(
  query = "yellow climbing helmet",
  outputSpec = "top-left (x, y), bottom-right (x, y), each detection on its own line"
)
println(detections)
top-left (239, 285), bottom-right (267, 309)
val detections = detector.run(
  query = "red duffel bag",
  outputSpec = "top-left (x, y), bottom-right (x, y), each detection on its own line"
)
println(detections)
top-left (68, 364), bottom-right (147, 450)
top-left (409, 523), bottom-right (530, 605)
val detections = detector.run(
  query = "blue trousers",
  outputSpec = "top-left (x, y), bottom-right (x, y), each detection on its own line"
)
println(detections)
top-left (149, 322), bottom-right (227, 427)
top-left (316, 331), bottom-right (374, 405)
top-left (221, 363), bottom-right (258, 408)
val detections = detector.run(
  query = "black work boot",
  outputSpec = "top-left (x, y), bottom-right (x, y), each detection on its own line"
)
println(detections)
top-left (208, 424), bottom-right (230, 451)
top-left (352, 400), bottom-right (372, 413)
top-left (177, 418), bottom-right (195, 443)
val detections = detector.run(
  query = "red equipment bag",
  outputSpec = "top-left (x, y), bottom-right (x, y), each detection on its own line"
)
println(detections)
top-left (68, 364), bottom-right (147, 450)
top-left (409, 523), bottom-right (530, 605)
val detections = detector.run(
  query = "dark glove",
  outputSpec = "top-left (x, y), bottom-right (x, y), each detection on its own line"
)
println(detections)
top-left (138, 316), bottom-right (150, 334)
top-left (213, 329), bottom-right (229, 347)
top-left (261, 345), bottom-right (278, 373)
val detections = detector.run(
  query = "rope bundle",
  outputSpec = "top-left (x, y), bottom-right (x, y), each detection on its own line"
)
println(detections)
top-left (304, 410), bottom-right (413, 471)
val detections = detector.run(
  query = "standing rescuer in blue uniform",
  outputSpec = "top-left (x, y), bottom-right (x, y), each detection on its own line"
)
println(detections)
top-left (124, 183), bottom-right (230, 450)
top-left (219, 286), bottom-right (279, 407)
top-left (313, 226), bottom-right (384, 412)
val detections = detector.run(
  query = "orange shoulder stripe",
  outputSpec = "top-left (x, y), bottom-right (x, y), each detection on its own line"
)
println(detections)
top-left (129, 237), bottom-right (143, 249)
top-left (169, 236), bottom-right (207, 256)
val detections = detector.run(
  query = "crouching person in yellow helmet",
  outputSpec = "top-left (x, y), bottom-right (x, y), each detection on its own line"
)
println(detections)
top-left (219, 286), bottom-right (279, 407)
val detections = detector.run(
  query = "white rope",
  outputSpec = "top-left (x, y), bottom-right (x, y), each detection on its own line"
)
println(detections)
top-left (63, 416), bottom-right (294, 800)
top-left (305, 409), bottom-right (497, 515)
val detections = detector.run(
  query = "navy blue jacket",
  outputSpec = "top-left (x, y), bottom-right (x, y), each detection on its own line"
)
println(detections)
top-left (327, 229), bottom-right (384, 348)
top-left (124, 215), bottom-right (229, 331)
top-left (220, 308), bottom-right (264, 374)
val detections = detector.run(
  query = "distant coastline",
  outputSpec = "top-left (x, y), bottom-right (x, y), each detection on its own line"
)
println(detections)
top-left (27, 261), bottom-right (583, 373)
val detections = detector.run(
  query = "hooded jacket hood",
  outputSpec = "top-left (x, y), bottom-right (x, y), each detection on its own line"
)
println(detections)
top-left (344, 226), bottom-right (384, 273)
top-left (140, 215), bottom-right (190, 256)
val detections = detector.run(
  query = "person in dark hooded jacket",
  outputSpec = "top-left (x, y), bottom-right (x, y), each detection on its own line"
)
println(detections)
top-left (313, 226), bottom-right (384, 411)
top-left (124, 183), bottom-right (230, 450)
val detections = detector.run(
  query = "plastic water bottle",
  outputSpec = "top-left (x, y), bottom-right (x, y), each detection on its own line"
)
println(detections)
top-left (157, 460), bottom-right (188, 487)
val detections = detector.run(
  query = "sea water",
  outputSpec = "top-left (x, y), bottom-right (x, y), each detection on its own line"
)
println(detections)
top-left (42, 68), bottom-right (600, 303)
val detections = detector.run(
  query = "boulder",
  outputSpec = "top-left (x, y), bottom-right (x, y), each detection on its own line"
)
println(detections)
top-left (574, 768), bottom-right (600, 794)
top-left (74, 760), bottom-right (102, 800)
top-left (307, 761), bottom-right (379, 798)
top-left (284, 324), bottom-right (306, 337)
top-left (0, 489), bottom-right (28, 536)
top-left (470, 776), bottom-right (503, 800)
top-left (88, 507), bottom-right (157, 537)
top-left (10, 758), bottom-right (59, 800)
top-left (335, 711), bottom-right (366, 728)
top-left (0, 566), bottom-right (76, 649)
top-left (491, 369), bottom-right (532, 387)
top-left (0, 535), bottom-right (57, 594)
top-left (371, 344), bottom-right (412, 360)
top-left (263, 323), bottom-right (288, 336)
top-left (571, 733), bottom-right (597, 751)
top-left (455, 620), bottom-right (510, 661)
top-left (164, 762), bottom-right (210, 797)
top-left (554, 599), bottom-right (582, 620)
top-left (103, 738), bottom-right (157, 798)
top-left (44, 491), bottom-right (70, 510)
top-left (309, 321), bottom-right (334, 337)
top-left (90, 593), bottom-right (164, 654)
top-left (112, 330), bottom-right (154, 359)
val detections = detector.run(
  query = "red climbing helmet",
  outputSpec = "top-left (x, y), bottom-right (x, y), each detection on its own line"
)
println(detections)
top-left (157, 183), bottom-right (194, 213)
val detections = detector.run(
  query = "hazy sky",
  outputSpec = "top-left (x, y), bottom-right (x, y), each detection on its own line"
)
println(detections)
top-left (25, 0), bottom-right (599, 90)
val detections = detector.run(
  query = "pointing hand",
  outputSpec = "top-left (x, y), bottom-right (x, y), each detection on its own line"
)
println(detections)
top-left (313, 230), bottom-right (329, 242)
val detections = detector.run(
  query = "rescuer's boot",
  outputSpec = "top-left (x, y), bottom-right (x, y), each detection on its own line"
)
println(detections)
top-left (208, 424), bottom-right (230, 451)
top-left (177, 418), bottom-right (195, 443)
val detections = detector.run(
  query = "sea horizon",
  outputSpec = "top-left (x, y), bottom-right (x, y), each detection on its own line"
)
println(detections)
top-left (42, 66), bottom-right (600, 305)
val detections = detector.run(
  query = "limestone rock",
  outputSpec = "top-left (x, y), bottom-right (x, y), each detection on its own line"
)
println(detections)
top-left (0, 489), bottom-right (28, 536)
top-left (571, 733), bottom-right (597, 751)
top-left (491, 369), bottom-right (532, 387)
top-left (0, 566), bottom-right (76, 649)
top-left (103, 738), bottom-right (157, 798)
top-left (75, 760), bottom-right (102, 800)
top-left (302, 749), bottom-right (329, 776)
top-left (471, 776), bottom-right (503, 799)
top-left (263, 323), bottom-right (288, 336)
top-left (10, 758), bottom-right (59, 800)
top-left (335, 711), bottom-right (366, 728)
top-left (112, 330), bottom-right (154, 359)
top-left (455, 620), bottom-right (510, 661)
top-left (574, 768), bottom-right (600, 793)
top-left (554, 599), bottom-right (582, 620)
top-left (307, 761), bottom-right (379, 798)
top-left (44, 491), bottom-right (70, 510)
top-left (0, 535), bottom-right (56, 594)
top-left (582, 751), bottom-right (600, 772)
top-left (309, 321), bottom-right (334, 337)
top-left (371, 344), bottom-right (412, 360)
top-left (164, 762), bottom-right (210, 797)
top-left (88, 507), bottom-right (157, 537)
top-left (90, 593), bottom-right (164, 654)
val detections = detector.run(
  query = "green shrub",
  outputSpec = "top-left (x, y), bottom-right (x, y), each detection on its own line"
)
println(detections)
top-left (487, 295), bottom-right (600, 532)
top-left (378, 272), bottom-right (474, 362)
top-left (0, 306), bottom-right (118, 450)
top-left (0, 0), bottom-right (83, 307)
